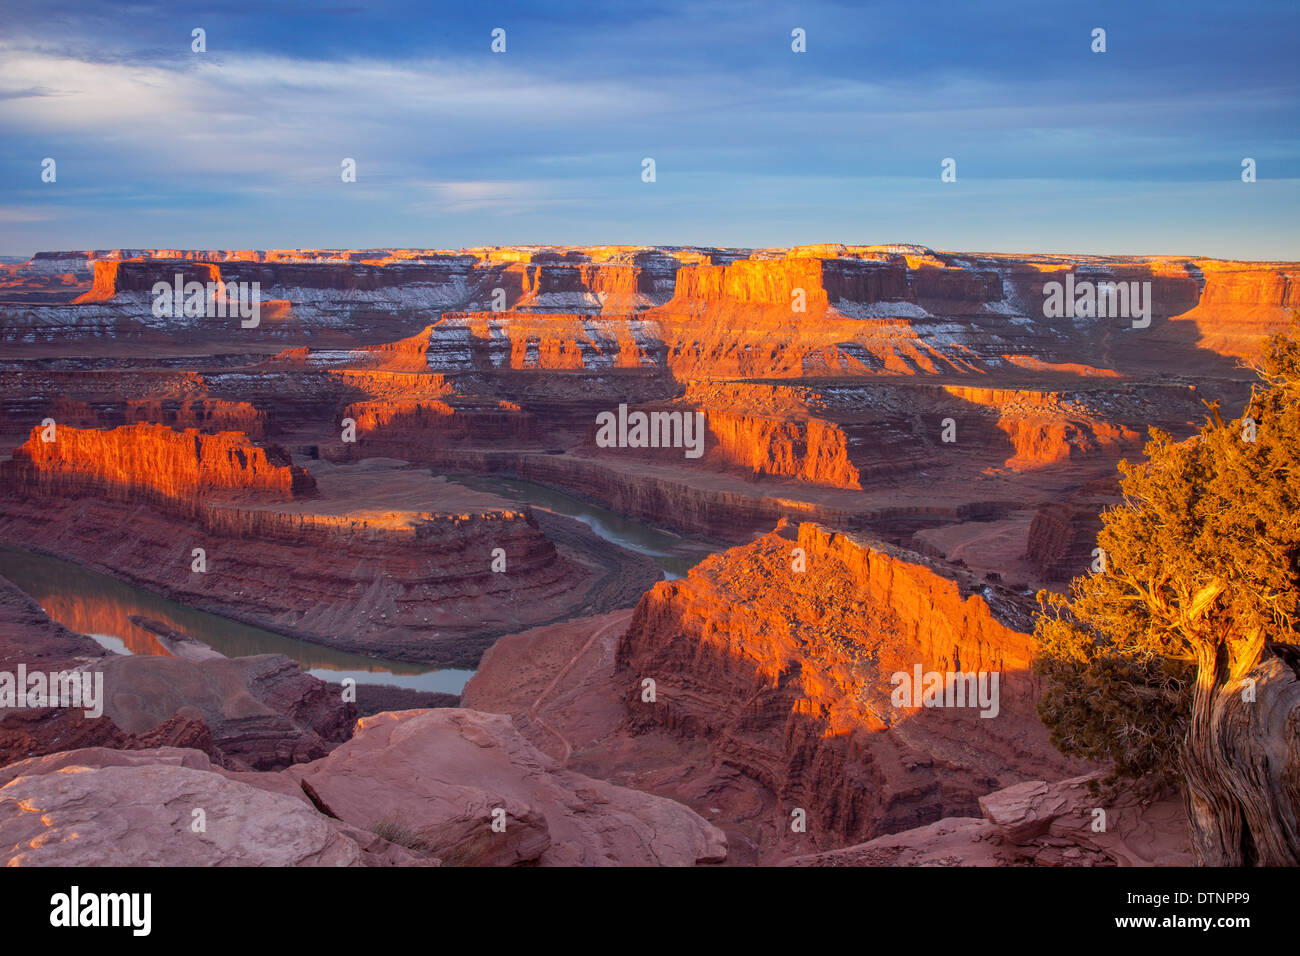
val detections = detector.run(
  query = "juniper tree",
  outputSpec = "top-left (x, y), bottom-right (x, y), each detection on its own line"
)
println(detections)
top-left (1034, 317), bottom-right (1300, 865)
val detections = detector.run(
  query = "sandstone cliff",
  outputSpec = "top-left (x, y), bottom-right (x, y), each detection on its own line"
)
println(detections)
top-left (3, 422), bottom-right (314, 514)
top-left (7, 248), bottom-right (1296, 374)
top-left (614, 520), bottom-right (1083, 853)
top-left (339, 399), bottom-right (537, 454)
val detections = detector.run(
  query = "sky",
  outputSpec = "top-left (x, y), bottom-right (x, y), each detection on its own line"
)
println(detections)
top-left (1, 0), bottom-right (1297, 259)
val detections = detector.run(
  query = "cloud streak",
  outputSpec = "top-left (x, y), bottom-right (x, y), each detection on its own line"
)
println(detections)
top-left (0, 1), bottom-right (1296, 258)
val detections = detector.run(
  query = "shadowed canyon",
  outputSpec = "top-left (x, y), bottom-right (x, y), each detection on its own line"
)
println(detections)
top-left (1, 244), bottom-right (1296, 866)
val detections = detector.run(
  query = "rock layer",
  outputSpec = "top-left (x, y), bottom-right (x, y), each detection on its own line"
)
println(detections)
top-left (615, 520), bottom-right (1083, 853)
top-left (4, 422), bottom-right (314, 513)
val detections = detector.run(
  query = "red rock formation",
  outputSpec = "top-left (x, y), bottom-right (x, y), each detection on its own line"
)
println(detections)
top-left (123, 399), bottom-right (267, 437)
top-left (10, 247), bottom-right (1297, 385)
top-left (284, 709), bottom-right (727, 866)
top-left (0, 493), bottom-right (582, 667)
top-left (0, 711), bottom-right (215, 774)
top-left (0, 749), bottom-right (429, 866)
top-left (427, 312), bottom-right (666, 371)
top-left (73, 259), bottom-right (223, 303)
top-left (0, 444), bottom-right (640, 667)
top-left (704, 411), bottom-right (862, 488)
top-left (614, 521), bottom-right (1083, 853)
top-left (1165, 259), bottom-right (1300, 361)
top-left (0, 574), bottom-right (216, 767)
top-left (96, 652), bottom-right (353, 771)
top-left (501, 449), bottom-right (856, 539)
top-left (340, 399), bottom-right (537, 453)
top-left (943, 386), bottom-right (1141, 470)
top-left (0, 563), bottom-right (354, 771)
top-left (4, 422), bottom-right (314, 513)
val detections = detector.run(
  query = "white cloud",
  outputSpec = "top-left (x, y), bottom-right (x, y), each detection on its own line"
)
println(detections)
top-left (0, 45), bottom-right (664, 178)
top-left (0, 207), bottom-right (54, 222)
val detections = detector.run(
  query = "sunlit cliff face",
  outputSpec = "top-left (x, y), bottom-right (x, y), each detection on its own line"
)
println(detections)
top-left (6, 422), bottom-right (315, 507)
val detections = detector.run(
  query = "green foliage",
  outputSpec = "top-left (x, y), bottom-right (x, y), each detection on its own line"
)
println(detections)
top-left (1033, 317), bottom-right (1300, 784)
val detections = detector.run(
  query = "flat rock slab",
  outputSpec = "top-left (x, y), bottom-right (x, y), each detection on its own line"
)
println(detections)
top-left (286, 708), bottom-right (727, 866)
top-left (2, 762), bottom-right (365, 866)
top-left (0, 746), bottom-right (430, 866)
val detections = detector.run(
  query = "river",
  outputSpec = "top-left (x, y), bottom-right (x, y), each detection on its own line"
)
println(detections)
top-left (0, 543), bottom-right (474, 694)
top-left (0, 477), bottom-right (710, 695)
top-left (450, 473), bottom-right (708, 579)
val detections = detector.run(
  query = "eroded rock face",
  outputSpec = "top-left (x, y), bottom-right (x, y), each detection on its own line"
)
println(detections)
top-left (4, 422), bottom-right (314, 512)
top-left (615, 520), bottom-right (1084, 853)
top-left (123, 399), bottom-right (268, 438)
top-left (0, 440), bottom-right (597, 666)
top-left (285, 708), bottom-right (728, 866)
top-left (8, 248), bottom-right (1294, 376)
top-left (0, 708), bottom-right (215, 769)
top-left (0, 573), bottom-right (350, 772)
top-left (0, 397), bottom-right (267, 438)
top-left (340, 398), bottom-right (537, 451)
top-left (0, 574), bottom-right (218, 766)
top-left (943, 387), bottom-right (1140, 470)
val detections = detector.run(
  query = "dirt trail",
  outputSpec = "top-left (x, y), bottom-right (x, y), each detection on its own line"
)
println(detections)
top-left (527, 615), bottom-right (628, 764)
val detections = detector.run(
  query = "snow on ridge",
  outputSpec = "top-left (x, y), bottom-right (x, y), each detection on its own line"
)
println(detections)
top-left (305, 350), bottom-right (360, 366)
top-left (832, 299), bottom-right (933, 319)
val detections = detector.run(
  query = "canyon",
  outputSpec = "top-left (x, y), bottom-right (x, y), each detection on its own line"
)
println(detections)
top-left (1, 243), bottom-right (1295, 866)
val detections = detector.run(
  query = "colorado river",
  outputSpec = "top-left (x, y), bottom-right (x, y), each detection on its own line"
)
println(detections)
top-left (0, 544), bottom-right (474, 694)
top-left (450, 473), bottom-right (711, 579)
top-left (0, 481), bottom-right (707, 697)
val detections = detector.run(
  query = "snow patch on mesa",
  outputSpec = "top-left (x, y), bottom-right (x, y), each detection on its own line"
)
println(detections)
top-left (305, 350), bottom-right (360, 367)
top-left (983, 276), bottom-right (1030, 318)
top-left (832, 299), bottom-right (933, 319)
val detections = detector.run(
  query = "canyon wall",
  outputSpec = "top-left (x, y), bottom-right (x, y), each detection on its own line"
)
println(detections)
top-left (3, 423), bottom-right (314, 514)
top-left (664, 255), bottom-right (1004, 316)
top-left (1024, 476), bottom-right (1123, 581)
top-left (704, 410), bottom-right (862, 488)
top-left (8, 248), bottom-right (1294, 373)
top-left (0, 491), bottom-right (578, 667)
top-left (0, 424), bottom-right (604, 666)
top-left (943, 386), bottom-right (1142, 469)
top-left (614, 521), bottom-right (1081, 851)
top-left (340, 399), bottom-right (538, 453)
top-left (425, 313), bottom-right (668, 372)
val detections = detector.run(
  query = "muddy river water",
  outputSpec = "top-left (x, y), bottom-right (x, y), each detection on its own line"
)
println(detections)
top-left (0, 476), bottom-right (708, 694)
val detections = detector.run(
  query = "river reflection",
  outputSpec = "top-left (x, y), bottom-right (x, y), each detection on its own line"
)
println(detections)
top-left (0, 544), bottom-right (473, 693)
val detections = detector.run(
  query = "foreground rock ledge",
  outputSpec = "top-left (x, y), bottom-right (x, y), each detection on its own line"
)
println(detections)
top-left (286, 708), bottom-right (728, 866)
top-left (0, 750), bottom-right (423, 867)
top-left (783, 773), bottom-right (1193, 867)
top-left (0, 709), bottom-right (728, 867)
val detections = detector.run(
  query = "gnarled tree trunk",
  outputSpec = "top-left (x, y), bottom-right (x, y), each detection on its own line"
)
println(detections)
top-left (1181, 648), bottom-right (1300, 866)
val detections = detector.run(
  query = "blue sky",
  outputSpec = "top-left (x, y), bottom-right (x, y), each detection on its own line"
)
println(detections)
top-left (1, 0), bottom-right (1297, 258)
